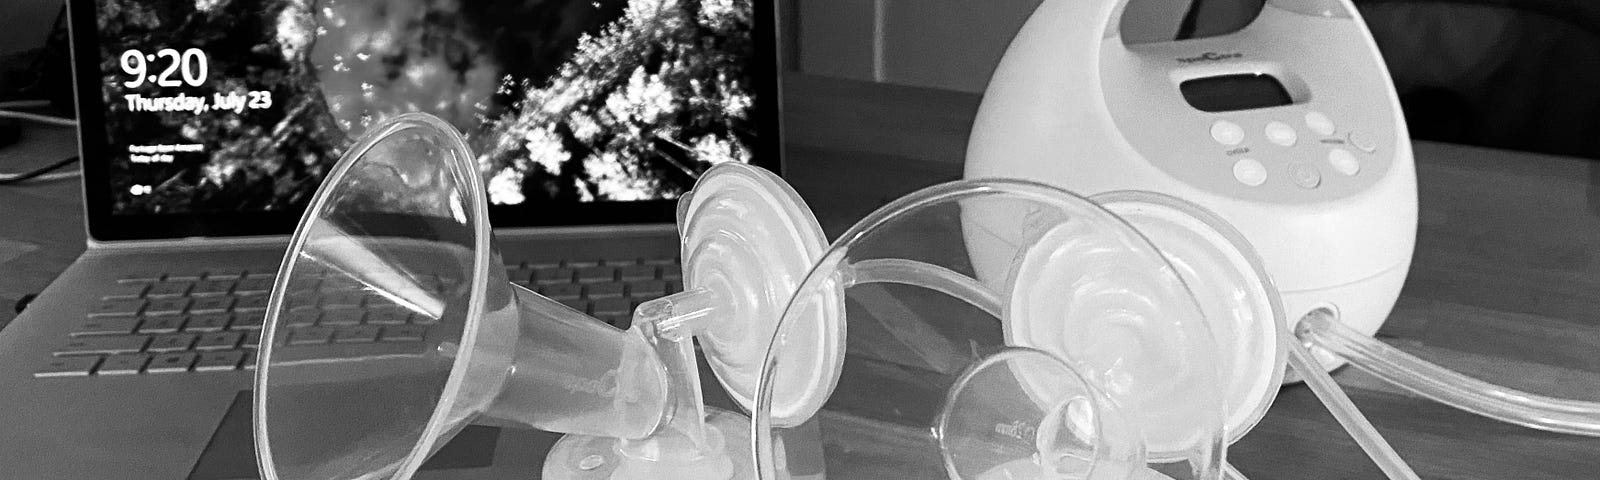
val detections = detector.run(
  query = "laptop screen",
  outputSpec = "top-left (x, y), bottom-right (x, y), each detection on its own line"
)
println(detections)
top-left (67, 0), bottom-right (783, 240)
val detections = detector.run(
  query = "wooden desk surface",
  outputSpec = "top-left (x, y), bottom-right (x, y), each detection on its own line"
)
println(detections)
top-left (3, 75), bottom-right (1599, 478)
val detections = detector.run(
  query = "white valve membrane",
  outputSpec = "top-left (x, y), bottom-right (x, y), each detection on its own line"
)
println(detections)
top-left (676, 163), bottom-right (841, 426)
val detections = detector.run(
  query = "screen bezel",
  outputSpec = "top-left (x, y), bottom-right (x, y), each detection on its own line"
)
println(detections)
top-left (66, 0), bottom-right (785, 241)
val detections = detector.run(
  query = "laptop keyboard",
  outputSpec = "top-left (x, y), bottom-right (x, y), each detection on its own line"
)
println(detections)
top-left (36, 257), bottom-right (681, 378)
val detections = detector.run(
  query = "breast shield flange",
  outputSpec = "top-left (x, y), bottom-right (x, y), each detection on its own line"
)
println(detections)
top-left (756, 179), bottom-right (1229, 480)
top-left (254, 111), bottom-right (846, 480)
top-left (253, 112), bottom-right (512, 480)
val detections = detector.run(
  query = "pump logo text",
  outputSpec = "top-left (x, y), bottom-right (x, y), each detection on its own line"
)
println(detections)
top-left (1176, 52), bottom-right (1243, 63)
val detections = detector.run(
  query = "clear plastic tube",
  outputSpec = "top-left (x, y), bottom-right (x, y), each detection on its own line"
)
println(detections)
top-left (844, 258), bottom-right (1004, 318)
top-left (1297, 309), bottom-right (1600, 436)
top-left (1282, 323), bottom-right (1419, 480)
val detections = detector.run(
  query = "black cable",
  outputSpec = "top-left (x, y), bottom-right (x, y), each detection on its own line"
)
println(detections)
top-left (0, 156), bottom-right (77, 185)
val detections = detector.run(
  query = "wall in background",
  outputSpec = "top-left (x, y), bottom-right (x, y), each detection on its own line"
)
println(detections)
top-left (797, 0), bottom-right (1040, 93)
top-left (0, 0), bottom-right (59, 55)
top-left (793, 0), bottom-right (1214, 93)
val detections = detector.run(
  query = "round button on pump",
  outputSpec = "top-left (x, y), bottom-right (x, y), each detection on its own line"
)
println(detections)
top-left (1328, 148), bottom-right (1360, 176)
top-left (1233, 158), bottom-right (1267, 186)
top-left (1289, 162), bottom-right (1322, 189)
top-left (1211, 121), bottom-right (1245, 146)
top-left (1304, 112), bottom-right (1336, 136)
top-left (1264, 121), bottom-right (1298, 147)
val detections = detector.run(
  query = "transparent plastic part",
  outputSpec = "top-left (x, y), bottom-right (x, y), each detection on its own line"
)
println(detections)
top-left (252, 114), bottom-right (832, 480)
top-left (755, 180), bottom-right (1229, 480)
top-left (1092, 192), bottom-right (1417, 480)
top-left (1297, 309), bottom-right (1600, 437)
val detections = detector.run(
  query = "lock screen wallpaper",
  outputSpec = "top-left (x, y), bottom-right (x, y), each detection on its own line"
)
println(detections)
top-left (92, 0), bottom-right (762, 215)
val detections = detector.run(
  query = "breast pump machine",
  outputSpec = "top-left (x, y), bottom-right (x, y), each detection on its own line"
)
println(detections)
top-left (968, 0), bottom-right (1600, 471)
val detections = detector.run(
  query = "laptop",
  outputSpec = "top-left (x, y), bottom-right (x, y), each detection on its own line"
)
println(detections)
top-left (0, 0), bottom-right (784, 478)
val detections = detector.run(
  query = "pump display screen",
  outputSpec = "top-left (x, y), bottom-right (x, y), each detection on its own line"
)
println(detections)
top-left (1179, 73), bottom-right (1293, 112)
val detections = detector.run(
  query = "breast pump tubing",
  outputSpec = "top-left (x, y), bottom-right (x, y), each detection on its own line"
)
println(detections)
top-left (837, 258), bottom-right (1421, 480)
top-left (1297, 309), bottom-right (1600, 437)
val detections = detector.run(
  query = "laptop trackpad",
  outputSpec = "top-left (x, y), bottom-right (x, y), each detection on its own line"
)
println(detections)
top-left (188, 391), bottom-right (500, 479)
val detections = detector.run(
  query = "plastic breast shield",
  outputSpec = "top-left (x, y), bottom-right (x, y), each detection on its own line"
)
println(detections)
top-left (253, 113), bottom-right (841, 480)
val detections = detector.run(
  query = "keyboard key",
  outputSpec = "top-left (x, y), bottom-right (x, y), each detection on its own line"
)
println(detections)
top-left (232, 295), bottom-right (269, 312)
top-left (56, 336), bottom-right (149, 356)
top-left (148, 334), bottom-right (198, 353)
top-left (575, 266), bottom-right (616, 283)
top-left (534, 267), bottom-right (575, 285)
top-left (184, 313), bottom-right (232, 332)
top-left (592, 298), bottom-right (632, 316)
top-left (285, 292), bottom-right (319, 310)
top-left (234, 277), bottom-right (274, 294)
top-left (586, 282), bottom-right (627, 299)
top-left (539, 283), bottom-right (583, 300)
top-left (188, 296), bottom-right (234, 314)
top-left (89, 299), bottom-right (145, 317)
top-left (146, 281), bottom-right (193, 298)
top-left (146, 353), bottom-right (197, 373)
top-left (380, 325), bottom-right (426, 342)
top-left (628, 280), bottom-right (668, 298)
top-left (286, 277), bottom-right (321, 293)
top-left (559, 299), bottom-right (589, 314)
top-left (229, 313), bottom-right (264, 330)
top-left (601, 314), bottom-right (632, 329)
top-left (118, 273), bottom-right (163, 282)
top-left (505, 267), bottom-right (533, 284)
top-left (288, 327), bottom-right (334, 345)
top-left (284, 310), bottom-right (319, 327)
top-left (333, 325), bottom-right (381, 343)
top-left (204, 271), bottom-right (244, 280)
top-left (565, 259), bottom-right (602, 268)
top-left (143, 298), bottom-right (190, 316)
top-left (617, 265), bottom-right (658, 281)
top-left (194, 332), bottom-right (244, 351)
top-left (35, 356), bottom-right (101, 378)
top-left (661, 268), bottom-right (683, 281)
top-left (102, 282), bottom-right (149, 300)
top-left (72, 317), bottom-right (142, 336)
top-left (138, 316), bottom-right (186, 334)
top-left (319, 310), bottom-right (364, 326)
top-left (641, 257), bottom-right (678, 266)
top-left (241, 349), bottom-right (259, 370)
top-left (97, 354), bottom-right (150, 375)
top-left (320, 292), bottom-right (365, 309)
top-left (164, 273), bottom-right (203, 282)
top-left (191, 279), bottom-right (235, 296)
top-left (241, 331), bottom-right (263, 348)
top-left (194, 351), bottom-right (245, 372)
top-left (364, 309), bottom-right (410, 325)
